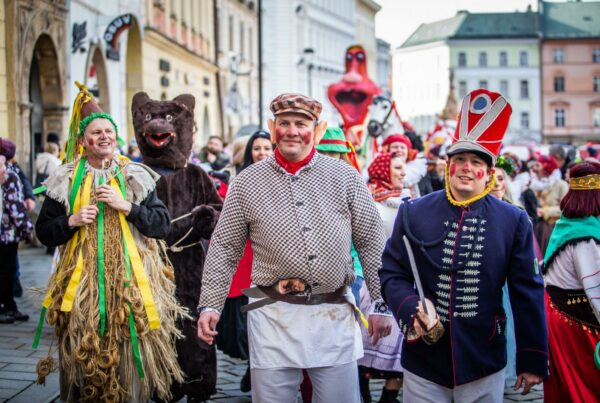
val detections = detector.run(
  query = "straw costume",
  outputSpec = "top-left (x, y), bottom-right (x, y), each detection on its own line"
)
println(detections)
top-left (34, 82), bottom-right (186, 402)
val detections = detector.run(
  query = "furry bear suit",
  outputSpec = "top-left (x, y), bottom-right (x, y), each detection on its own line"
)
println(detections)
top-left (132, 92), bottom-right (223, 402)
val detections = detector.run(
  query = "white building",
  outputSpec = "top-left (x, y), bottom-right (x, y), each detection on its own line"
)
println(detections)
top-left (68, 0), bottom-right (144, 142)
top-left (376, 38), bottom-right (391, 94)
top-left (216, 0), bottom-right (260, 140)
top-left (392, 13), bottom-right (464, 133)
top-left (260, 0), bottom-right (358, 125)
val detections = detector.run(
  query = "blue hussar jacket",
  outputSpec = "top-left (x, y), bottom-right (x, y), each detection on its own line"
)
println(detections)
top-left (380, 190), bottom-right (548, 387)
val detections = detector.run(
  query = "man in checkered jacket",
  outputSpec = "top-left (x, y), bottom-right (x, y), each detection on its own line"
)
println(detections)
top-left (197, 93), bottom-right (393, 402)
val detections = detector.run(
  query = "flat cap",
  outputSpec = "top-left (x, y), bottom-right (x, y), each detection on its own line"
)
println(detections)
top-left (270, 93), bottom-right (322, 120)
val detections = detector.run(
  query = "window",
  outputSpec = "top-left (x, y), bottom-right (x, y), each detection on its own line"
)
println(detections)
top-left (594, 108), bottom-right (600, 127)
top-left (520, 80), bottom-right (529, 98)
top-left (519, 51), bottom-right (528, 66)
top-left (594, 76), bottom-right (600, 92)
top-left (499, 51), bottom-right (508, 67)
top-left (553, 48), bottom-right (564, 64)
top-left (479, 52), bottom-right (487, 67)
top-left (555, 109), bottom-right (565, 127)
top-left (458, 52), bottom-right (467, 67)
top-left (500, 80), bottom-right (509, 95)
top-left (593, 48), bottom-right (600, 63)
top-left (458, 81), bottom-right (467, 99)
top-left (240, 21), bottom-right (245, 59)
top-left (554, 76), bottom-right (565, 92)
top-left (228, 15), bottom-right (234, 52)
top-left (521, 112), bottom-right (530, 129)
top-left (479, 80), bottom-right (488, 89)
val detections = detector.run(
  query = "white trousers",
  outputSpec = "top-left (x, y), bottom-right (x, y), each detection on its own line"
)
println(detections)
top-left (403, 368), bottom-right (505, 403)
top-left (250, 361), bottom-right (361, 403)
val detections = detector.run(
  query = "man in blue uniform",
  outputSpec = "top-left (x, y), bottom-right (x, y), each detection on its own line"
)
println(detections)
top-left (380, 89), bottom-right (548, 402)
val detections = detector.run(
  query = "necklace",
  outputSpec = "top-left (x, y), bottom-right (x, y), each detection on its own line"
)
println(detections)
top-left (444, 164), bottom-right (496, 208)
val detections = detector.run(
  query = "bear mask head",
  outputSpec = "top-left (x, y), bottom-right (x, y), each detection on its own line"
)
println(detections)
top-left (132, 92), bottom-right (195, 169)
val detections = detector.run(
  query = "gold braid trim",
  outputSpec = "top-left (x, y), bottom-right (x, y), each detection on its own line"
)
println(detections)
top-left (444, 164), bottom-right (496, 208)
top-left (569, 174), bottom-right (600, 190)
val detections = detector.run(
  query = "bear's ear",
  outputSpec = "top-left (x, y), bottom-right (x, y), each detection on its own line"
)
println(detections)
top-left (174, 94), bottom-right (195, 112)
top-left (132, 92), bottom-right (151, 113)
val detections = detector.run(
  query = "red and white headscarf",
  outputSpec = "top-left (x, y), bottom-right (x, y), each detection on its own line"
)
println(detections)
top-left (368, 152), bottom-right (402, 202)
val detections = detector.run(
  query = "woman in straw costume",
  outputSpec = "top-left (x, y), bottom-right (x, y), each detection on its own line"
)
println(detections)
top-left (34, 82), bottom-right (186, 402)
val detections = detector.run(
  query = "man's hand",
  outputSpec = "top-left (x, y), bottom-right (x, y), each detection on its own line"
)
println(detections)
top-left (24, 198), bottom-right (36, 212)
top-left (68, 205), bottom-right (99, 228)
top-left (513, 373), bottom-right (542, 395)
top-left (197, 311), bottom-right (220, 345)
top-left (368, 314), bottom-right (392, 345)
top-left (96, 184), bottom-right (132, 214)
top-left (412, 299), bottom-right (438, 337)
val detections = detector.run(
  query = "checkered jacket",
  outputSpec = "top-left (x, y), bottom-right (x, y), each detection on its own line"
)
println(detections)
top-left (199, 153), bottom-right (387, 311)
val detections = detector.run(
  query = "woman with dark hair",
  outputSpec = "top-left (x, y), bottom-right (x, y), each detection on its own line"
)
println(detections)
top-left (543, 161), bottom-right (600, 402)
top-left (215, 130), bottom-right (273, 393)
top-left (242, 130), bottom-right (272, 170)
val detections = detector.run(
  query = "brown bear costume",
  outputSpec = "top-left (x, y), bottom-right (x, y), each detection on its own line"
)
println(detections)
top-left (132, 92), bottom-right (222, 402)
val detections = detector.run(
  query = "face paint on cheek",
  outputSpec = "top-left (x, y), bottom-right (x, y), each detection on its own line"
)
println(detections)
top-left (299, 131), bottom-right (312, 145)
top-left (475, 169), bottom-right (485, 180)
top-left (86, 138), bottom-right (94, 147)
top-left (449, 163), bottom-right (456, 177)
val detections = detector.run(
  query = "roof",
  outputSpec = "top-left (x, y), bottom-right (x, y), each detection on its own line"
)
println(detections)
top-left (400, 12), bottom-right (467, 48)
top-left (541, 0), bottom-right (600, 39)
top-left (452, 12), bottom-right (538, 39)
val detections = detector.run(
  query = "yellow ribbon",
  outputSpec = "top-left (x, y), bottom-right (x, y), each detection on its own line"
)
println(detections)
top-left (110, 180), bottom-right (160, 330)
top-left (41, 172), bottom-right (91, 309)
top-left (60, 174), bottom-right (92, 312)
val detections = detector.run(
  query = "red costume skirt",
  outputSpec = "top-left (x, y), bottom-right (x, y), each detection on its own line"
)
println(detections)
top-left (544, 292), bottom-right (600, 403)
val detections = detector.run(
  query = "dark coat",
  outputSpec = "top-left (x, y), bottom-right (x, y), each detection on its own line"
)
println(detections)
top-left (150, 164), bottom-right (223, 401)
top-left (379, 190), bottom-right (548, 387)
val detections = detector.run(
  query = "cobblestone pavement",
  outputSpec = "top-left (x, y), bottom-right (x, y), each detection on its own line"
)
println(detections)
top-left (1, 247), bottom-right (543, 402)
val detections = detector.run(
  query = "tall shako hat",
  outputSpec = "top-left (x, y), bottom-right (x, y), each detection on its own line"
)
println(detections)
top-left (447, 89), bottom-right (512, 166)
top-left (63, 81), bottom-right (119, 163)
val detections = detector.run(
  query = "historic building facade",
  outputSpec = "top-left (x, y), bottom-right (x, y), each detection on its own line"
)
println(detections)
top-left (216, 0), bottom-right (259, 141)
top-left (540, 0), bottom-right (600, 144)
top-left (3, 0), bottom-right (68, 177)
top-left (142, 0), bottom-right (221, 146)
top-left (261, 0), bottom-right (357, 125)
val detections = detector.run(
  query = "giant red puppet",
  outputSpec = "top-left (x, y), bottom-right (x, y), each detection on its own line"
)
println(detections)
top-left (328, 45), bottom-right (381, 147)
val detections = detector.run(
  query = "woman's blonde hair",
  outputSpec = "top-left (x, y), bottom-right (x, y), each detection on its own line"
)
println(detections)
top-left (45, 142), bottom-right (60, 155)
top-left (231, 136), bottom-right (250, 166)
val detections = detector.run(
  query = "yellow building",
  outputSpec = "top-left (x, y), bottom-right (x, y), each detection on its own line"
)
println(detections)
top-left (139, 0), bottom-right (221, 146)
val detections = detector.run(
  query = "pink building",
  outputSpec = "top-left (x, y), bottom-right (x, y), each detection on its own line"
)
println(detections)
top-left (540, 1), bottom-right (600, 144)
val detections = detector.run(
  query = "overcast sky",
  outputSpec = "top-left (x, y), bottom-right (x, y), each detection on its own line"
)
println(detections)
top-left (375, 0), bottom-right (539, 48)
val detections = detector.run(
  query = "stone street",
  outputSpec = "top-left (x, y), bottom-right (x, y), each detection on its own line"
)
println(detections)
top-left (0, 247), bottom-right (543, 402)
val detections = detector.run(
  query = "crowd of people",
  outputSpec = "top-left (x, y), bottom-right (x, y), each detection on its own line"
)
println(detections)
top-left (0, 85), bottom-right (598, 403)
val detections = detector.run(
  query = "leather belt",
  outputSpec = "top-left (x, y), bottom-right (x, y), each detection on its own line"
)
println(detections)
top-left (241, 285), bottom-right (348, 313)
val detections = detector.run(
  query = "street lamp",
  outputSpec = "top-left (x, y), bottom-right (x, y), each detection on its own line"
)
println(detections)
top-left (303, 47), bottom-right (315, 97)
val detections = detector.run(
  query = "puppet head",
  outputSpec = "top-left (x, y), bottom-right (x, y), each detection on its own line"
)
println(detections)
top-left (131, 92), bottom-right (195, 169)
top-left (327, 45), bottom-right (381, 134)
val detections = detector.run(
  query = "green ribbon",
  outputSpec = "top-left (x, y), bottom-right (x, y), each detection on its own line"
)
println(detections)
top-left (33, 185), bottom-right (47, 195)
top-left (128, 305), bottom-right (145, 378)
top-left (32, 307), bottom-right (47, 349)
top-left (115, 166), bottom-right (144, 378)
top-left (69, 158), bottom-right (87, 214)
top-left (595, 341), bottom-right (600, 370)
top-left (97, 176), bottom-right (106, 337)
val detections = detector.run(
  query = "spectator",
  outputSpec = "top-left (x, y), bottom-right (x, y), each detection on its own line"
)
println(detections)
top-left (126, 139), bottom-right (142, 162)
top-left (0, 138), bottom-right (35, 212)
top-left (549, 145), bottom-right (567, 179)
top-left (0, 155), bottom-right (32, 324)
top-left (197, 135), bottom-right (230, 171)
top-left (35, 141), bottom-right (61, 188)
top-left (220, 135), bottom-right (250, 183)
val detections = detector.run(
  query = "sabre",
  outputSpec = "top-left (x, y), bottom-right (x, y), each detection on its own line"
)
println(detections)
top-left (402, 235), bottom-right (428, 315)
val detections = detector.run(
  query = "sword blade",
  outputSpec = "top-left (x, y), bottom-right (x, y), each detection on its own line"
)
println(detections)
top-left (240, 297), bottom-right (276, 313)
top-left (402, 235), bottom-right (428, 315)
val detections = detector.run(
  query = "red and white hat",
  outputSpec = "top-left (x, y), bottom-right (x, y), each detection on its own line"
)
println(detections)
top-left (447, 89), bottom-right (512, 165)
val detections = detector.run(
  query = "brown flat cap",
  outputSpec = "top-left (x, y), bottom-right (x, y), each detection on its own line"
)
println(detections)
top-left (270, 93), bottom-right (322, 120)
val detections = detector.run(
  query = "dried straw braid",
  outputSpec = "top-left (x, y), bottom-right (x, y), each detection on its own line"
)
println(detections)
top-left (39, 187), bottom-right (187, 402)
